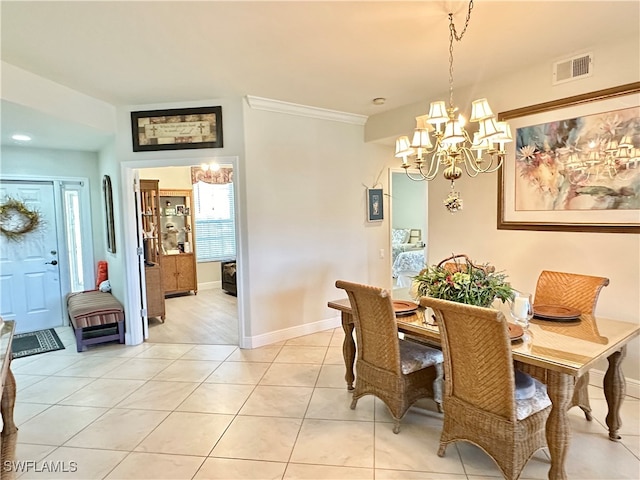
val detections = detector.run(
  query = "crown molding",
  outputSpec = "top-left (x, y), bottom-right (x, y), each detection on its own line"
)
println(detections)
top-left (245, 95), bottom-right (367, 126)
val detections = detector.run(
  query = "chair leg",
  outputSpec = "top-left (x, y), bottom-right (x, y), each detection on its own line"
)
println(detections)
top-left (573, 372), bottom-right (593, 421)
top-left (350, 397), bottom-right (358, 410)
top-left (433, 364), bottom-right (444, 412)
top-left (393, 420), bottom-right (400, 434)
top-left (437, 443), bottom-right (447, 457)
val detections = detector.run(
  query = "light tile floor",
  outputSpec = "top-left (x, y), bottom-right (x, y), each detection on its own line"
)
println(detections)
top-left (5, 327), bottom-right (640, 479)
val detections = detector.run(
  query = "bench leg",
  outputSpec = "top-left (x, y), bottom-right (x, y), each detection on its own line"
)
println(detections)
top-left (117, 321), bottom-right (125, 344)
top-left (74, 327), bottom-right (85, 353)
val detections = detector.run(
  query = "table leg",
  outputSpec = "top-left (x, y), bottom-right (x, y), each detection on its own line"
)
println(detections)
top-left (545, 370), bottom-right (575, 480)
top-left (604, 346), bottom-right (626, 442)
top-left (1, 367), bottom-right (17, 436)
top-left (341, 312), bottom-right (355, 390)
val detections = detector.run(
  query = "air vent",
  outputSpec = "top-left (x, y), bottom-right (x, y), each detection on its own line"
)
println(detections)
top-left (553, 53), bottom-right (593, 85)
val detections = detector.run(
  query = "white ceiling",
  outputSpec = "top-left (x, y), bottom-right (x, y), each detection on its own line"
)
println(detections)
top-left (1, 1), bottom-right (639, 151)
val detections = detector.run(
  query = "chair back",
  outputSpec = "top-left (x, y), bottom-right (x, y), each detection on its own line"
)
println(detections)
top-left (534, 270), bottom-right (609, 314)
top-left (421, 296), bottom-right (517, 421)
top-left (335, 280), bottom-right (401, 375)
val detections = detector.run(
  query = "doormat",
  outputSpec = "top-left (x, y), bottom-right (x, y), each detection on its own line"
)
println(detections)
top-left (12, 328), bottom-right (65, 359)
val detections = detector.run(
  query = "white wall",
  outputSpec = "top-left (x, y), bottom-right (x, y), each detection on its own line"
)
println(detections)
top-left (242, 101), bottom-right (393, 340)
top-left (0, 146), bottom-right (104, 258)
top-left (366, 34), bottom-right (640, 381)
top-left (97, 140), bottom-right (128, 308)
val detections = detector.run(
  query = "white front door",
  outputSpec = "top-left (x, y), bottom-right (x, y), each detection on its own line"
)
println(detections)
top-left (0, 180), bottom-right (63, 333)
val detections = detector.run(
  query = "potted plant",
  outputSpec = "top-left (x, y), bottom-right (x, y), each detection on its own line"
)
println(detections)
top-left (413, 254), bottom-right (514, 308)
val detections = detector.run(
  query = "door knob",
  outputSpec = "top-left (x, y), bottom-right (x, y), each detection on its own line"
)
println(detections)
top-left (45, 260), bottom-right (58, 266)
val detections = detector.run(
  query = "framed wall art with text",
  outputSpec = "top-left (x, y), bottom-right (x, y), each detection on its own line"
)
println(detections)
top-left (131, 106), bottom-right (223, 152)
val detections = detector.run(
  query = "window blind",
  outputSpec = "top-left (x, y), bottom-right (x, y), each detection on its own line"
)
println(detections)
top-left (193, 181), bottom-right (236, 262)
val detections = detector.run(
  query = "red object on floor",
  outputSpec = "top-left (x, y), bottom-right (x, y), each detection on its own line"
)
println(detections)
top-left (96, 261), bottom-right (108, 288)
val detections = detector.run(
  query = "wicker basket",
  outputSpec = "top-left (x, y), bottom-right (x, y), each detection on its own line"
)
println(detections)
top-left (436, 253), bottom-right (495, 274)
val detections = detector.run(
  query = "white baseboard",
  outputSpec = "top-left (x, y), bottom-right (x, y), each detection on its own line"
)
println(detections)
top-left (197, 281), bottom-right (221, 291)
top-left (243, 315), bottom-right (341, 349)
top-left (589, 369), bottom-right (640, 399)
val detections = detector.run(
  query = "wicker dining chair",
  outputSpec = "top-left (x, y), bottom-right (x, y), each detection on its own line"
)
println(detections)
top-left (533, 270), bottom-right (609, 421)
top-left (335, 280), bottom-right (444, 434)
top-left (422, 296), bottom-right (551, 480)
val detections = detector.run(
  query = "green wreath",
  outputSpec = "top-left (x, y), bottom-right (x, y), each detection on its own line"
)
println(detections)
top-left (0, 198), bottom-right (42, 241)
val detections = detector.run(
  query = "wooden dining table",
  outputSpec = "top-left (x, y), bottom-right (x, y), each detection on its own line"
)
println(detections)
top-left (327, 295), bottom-right (640, 480)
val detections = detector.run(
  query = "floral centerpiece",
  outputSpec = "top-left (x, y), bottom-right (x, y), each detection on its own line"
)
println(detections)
top-left (412, 254), bottom-right (514, 308)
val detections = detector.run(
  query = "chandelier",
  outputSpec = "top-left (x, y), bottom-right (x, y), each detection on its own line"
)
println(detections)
top-left (394, 0), bottom-right (511, 213)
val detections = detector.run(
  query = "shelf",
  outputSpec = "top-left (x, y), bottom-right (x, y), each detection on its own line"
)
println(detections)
top-left (159, 188), bottom-right (197, 295)
top-left (140, 179), bottom-right (166, 320)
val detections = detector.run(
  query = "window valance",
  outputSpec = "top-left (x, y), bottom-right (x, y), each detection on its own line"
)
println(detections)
top-left (190, 166), bottom-right (233, 185)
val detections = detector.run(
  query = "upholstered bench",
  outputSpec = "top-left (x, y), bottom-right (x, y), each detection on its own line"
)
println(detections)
top-left (66, 290), bottom-right (125, 352)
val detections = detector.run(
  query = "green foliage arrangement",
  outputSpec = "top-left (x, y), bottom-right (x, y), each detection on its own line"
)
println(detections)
top-left (413, 255), bottom-right (514, 308)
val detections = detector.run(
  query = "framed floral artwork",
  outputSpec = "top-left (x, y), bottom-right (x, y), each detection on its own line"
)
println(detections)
top-left (497, 82), bottom-right (640, 233)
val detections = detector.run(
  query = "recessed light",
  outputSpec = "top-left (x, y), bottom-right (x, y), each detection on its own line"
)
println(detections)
top-left (372, 98), bottom-right (386, 106)
top-left (12, 134), bottom-right (32, 142)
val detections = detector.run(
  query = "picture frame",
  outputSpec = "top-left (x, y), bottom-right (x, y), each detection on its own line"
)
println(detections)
top-left (367, 188), bottom-right (384, 222)
top-left (175, 205), bottom-right (185, 215)
top-left (497, 82), bottom-right (640, 233)
top-left (183, 207), bottom-right (190, 216)
top-left (131, 106), bottom-right (223, 152)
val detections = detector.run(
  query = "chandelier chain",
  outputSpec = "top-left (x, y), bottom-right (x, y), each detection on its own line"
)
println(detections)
top-left (447, 0), bottom-right (474, 108)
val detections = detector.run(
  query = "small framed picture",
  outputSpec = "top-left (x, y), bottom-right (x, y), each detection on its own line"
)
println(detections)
top-left (164, 207), bottom-right (175, 216)
top-left (184, 207), bottom-right (190, 216)
top-left (176, 205), bottom-right (185, 215)
top-left (367, 188), bottom-right (383, 222)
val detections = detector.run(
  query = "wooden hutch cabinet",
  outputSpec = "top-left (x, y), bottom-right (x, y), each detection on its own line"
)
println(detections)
top-left (139, 179), bottom-right (166, 320)
top-left (159, 189), bottom-right (198, 295)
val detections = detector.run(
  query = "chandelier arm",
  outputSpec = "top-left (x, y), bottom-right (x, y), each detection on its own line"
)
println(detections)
top-left (403, 167), bottom-right (430, 182)
top-left (460, 150), bottom-right (482, 178)
top-left (483, 157), bottom-right (505, 173)
top-left (417, 156), bottom-right (441, 180)
top-left (476, 152), bottom-right (505, 174)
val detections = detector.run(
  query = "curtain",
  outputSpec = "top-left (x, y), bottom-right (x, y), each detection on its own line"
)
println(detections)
top-left (190, 166), bottom-right (233, 185)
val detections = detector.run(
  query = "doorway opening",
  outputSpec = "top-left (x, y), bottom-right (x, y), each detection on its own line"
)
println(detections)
top-left (121, 156), bottom-right (245, 349)
top-left (389, 169), bottom-right (428, 288)
top-left (138, 164), bottom-right (238, 345)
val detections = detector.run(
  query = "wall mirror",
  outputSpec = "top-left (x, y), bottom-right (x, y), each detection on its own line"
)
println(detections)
top-left (103, 175), bottom-right (116, 253)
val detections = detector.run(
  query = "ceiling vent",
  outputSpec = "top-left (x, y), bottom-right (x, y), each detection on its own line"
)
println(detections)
top-left (553, 53), bottom-right (593, 85)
